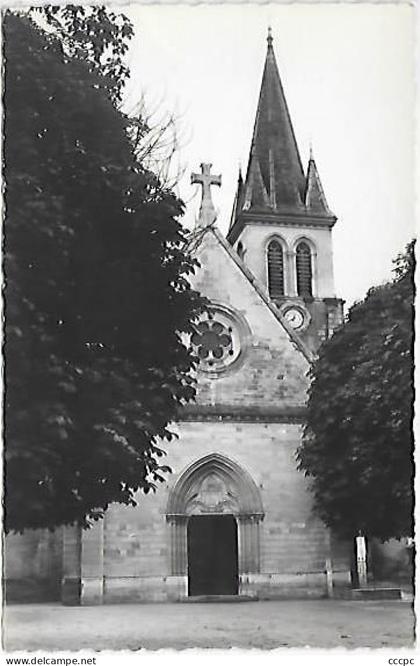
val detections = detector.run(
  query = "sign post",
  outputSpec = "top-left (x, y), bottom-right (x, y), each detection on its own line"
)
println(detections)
top-left (356, 533), bottom-right (368, 588)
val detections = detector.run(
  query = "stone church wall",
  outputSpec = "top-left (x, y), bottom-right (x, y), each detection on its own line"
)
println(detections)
top-left (191, 229), bottom-right (310, 409)
top-left (99, 419), bottom-right (350, 602)
top-left (4, 529), bottom-right (63, 602)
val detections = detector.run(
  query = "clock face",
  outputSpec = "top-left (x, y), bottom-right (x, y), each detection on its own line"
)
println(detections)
top-left (284, 306), bottom-right (305, 330)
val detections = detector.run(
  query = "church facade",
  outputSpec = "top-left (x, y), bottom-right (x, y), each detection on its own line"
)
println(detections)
top-left (6, 32), bottom-right (354, 604)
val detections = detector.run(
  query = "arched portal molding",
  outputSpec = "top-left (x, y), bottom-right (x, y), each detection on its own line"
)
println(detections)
top-left (166, 453), bottom-right (264, 519)
top-left (166, 454), bottom-right (264, 577)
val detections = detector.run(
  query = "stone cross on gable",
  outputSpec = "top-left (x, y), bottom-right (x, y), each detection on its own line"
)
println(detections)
top-left (191, 163), bottom-right (222, 229)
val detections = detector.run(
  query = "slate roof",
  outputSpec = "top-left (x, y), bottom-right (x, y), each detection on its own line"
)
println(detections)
top-left (304, 150), bottom-right (334, 216)
top-left (228, 31), bottom-right (336, 242)
top-left (244, 31), bottom-right (305, 212)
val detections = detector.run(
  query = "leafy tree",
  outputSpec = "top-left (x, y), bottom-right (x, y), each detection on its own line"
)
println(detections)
top-left (31, 6), bottom-right (185, 189)
top-left (31, 5), bottom-right (134, 103)
top-left (4, 13), bottom-right (204, 533)
top-left (297, 241), bottom-right (414, 542)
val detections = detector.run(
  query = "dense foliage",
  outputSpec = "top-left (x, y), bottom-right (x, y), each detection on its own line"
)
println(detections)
top-left (297, 242), bottom-right (415, 541)
top-left (4, 12), bottom-right (204, 533)
top-left (32, 5), bottom-right (133, 103)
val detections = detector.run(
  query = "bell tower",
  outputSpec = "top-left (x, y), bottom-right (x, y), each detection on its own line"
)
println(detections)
top-left (227, 29), bottom-right (343, 352)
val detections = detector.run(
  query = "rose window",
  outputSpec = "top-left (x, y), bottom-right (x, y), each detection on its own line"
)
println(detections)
top-left (191, 309), bottom-right (241, 372)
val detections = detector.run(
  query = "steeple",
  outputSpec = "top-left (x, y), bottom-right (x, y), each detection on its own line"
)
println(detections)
top-left (229, 167), bottom-right (245, 232)
top-left (227, 30), bottom-right (336, 245)
top-left (304, 148), bottom-right (333, 215)
top-left (242, 28), bottom-right (306, 213)
top-left (225, 31), bottom-right (342, 355)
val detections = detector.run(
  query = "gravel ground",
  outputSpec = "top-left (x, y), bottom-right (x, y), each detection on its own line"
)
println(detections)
top-left (3, 599), bottom-right (415, 651)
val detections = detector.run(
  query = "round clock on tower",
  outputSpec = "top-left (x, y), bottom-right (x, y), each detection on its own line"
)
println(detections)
top-left (283, 306), bottom-right (305, 330)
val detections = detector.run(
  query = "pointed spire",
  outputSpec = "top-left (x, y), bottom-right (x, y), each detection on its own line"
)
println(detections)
top-left (309, 141), bottom-right (314, 161)
top-left (227, 31), bottom-right (336, 245)
top-left (228, 167), bottom-right (245, 232)
top-left (244, 153), bottom-right (271, 209)
top-left (238, 162), bottom-right (243, 183)
top-left (305, 149), bottom-right (332, 215)
top-left (241, 30), bottom-right (306, 214)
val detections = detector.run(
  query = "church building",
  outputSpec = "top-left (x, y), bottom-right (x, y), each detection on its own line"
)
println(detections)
top-left (5, 31), bottom-right (353, 603)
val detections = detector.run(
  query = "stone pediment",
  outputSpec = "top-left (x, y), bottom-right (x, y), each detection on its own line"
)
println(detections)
top-left (186, 225), bottom-right (312, 409)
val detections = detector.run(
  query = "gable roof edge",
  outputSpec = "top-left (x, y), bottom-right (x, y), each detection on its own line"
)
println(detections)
top-left (209, 226), bottom-right (315, 364)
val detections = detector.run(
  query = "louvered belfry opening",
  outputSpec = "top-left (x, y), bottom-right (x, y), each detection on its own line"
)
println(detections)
top-left (296, 242), bottom-right (312, 297)
top-left (267, 240), bottom-right (285, 298)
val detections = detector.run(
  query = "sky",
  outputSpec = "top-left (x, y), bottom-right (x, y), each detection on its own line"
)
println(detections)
top-left (120, 3), bottom-right (415, 308)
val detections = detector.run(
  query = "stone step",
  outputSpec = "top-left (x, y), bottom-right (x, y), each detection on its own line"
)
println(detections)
top-left (182, 594), bottom-right (258, 603)
top-left (337, 587), bottom-right (402, 601)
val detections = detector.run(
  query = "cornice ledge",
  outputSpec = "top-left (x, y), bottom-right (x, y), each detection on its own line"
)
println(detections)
top-left (177, 404), bottom-right (307, 423)
top-left (227, 213), bottom-right (336, 244)
top-left (239, 213), bottom-right (336, 227)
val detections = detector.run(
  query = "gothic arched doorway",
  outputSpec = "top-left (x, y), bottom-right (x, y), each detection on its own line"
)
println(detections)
top-left (166, 453), bottom-right (264, 597)
top-left (187, 514), bottom-right (238, 595)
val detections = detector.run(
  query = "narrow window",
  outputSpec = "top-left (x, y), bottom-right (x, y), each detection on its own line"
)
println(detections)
top-left (296, 242), bottom-right (313, 297)
top-left (267, 240), bottom-right (284, 298)
top-left (237, 241), bottom-right (245, 260)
